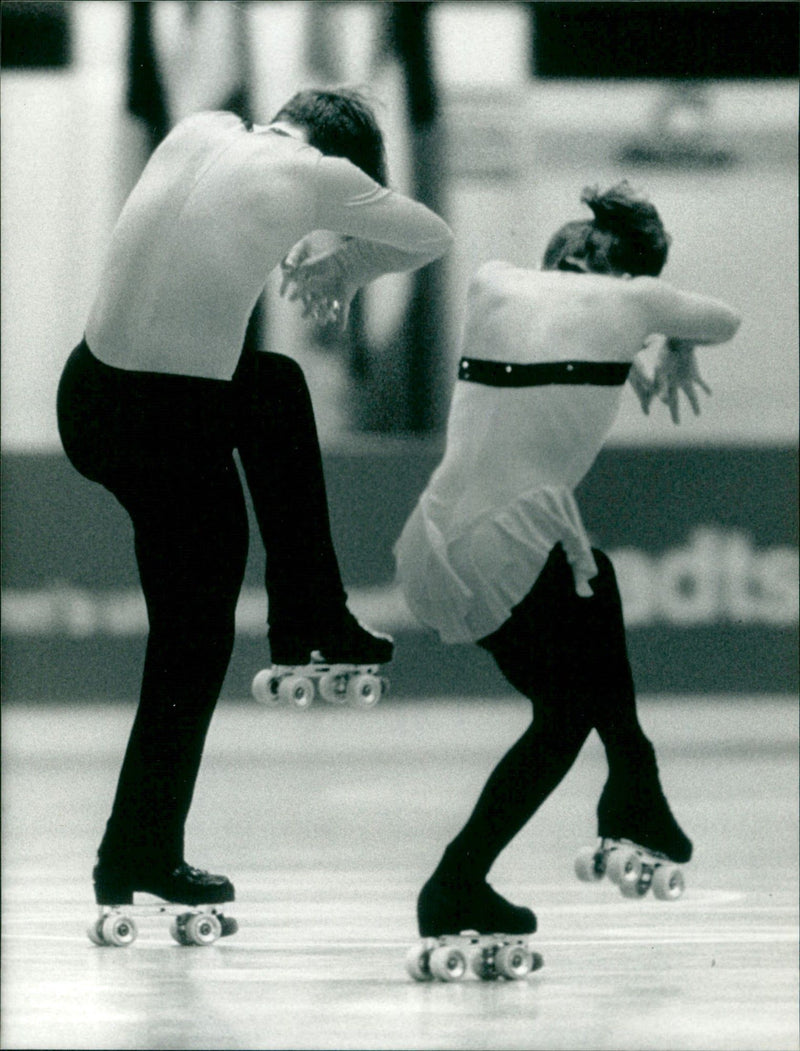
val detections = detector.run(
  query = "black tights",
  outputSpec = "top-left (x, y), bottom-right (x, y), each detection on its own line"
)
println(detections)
top-left (57, 340), bottom-right (347, 872)
top-left (434, 543), bottom-right (656, 885)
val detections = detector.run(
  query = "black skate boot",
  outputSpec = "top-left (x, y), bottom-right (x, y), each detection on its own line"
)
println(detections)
top-left (408, 878), bottom-right (541, 982)
top-left (597, 771), bottom-right (693, 864)
top-left (417, 875), bottom-right (537, 938)
top-left (269, 608), bottom-right (394, 667)
top-left (93, 861), bottom-right (235, 906)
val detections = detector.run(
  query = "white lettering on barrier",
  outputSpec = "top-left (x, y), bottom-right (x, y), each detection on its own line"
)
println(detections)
top-left (610, 528), bottom-right (799, 627)
top-left (1, 529), bottom-right (797, 636)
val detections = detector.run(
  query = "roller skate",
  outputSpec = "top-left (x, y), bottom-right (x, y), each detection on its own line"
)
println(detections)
top-left (574, 838), bottom-right (686, 900)
top-left (405, 877), bottom-right (543, 982)
top-left (253, 613), bottom-right (392, 711)
top-left (88, 862), bottom-right (238, 947)
top-left (575, 768), bottom-right (692, 900)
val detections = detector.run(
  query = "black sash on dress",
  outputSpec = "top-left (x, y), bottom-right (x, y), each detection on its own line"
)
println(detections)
top-left (458, 357), bottom-right (631, 387)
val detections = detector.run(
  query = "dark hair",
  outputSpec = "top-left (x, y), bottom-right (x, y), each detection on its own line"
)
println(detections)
top-left (542, 181), bottom-right (671, 277)
top-left (271, 88), bottom-right (388, 186)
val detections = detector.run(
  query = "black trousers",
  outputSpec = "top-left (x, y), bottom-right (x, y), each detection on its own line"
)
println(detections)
top-left (57, 339), bottom-right (347, 872)
top-left (435, 542), bottom-right (656, 883)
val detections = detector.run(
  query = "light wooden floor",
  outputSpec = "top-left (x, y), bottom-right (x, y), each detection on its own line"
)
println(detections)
top-left (2, 695), bottom-right (798, 1051)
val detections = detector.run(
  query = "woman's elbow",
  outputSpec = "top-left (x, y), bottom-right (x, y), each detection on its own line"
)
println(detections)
top-left (432, 223), bottom-right (455, 259)
top-left (716, 307), bottom-right (742, 344)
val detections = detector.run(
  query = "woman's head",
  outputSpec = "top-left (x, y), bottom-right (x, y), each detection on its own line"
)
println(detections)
top-left (271, 88), bottom-right (388, 186)
top-left (542, 182), bottom-right (670, 277)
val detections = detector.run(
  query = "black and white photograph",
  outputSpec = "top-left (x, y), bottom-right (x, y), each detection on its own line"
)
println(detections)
top-left (1, 2), bottom-right (797, 1049)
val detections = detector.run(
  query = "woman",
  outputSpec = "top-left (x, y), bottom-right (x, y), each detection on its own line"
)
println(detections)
top-left (57, 88), bottom-right (453, 909)
top-left (395, 182), bottom-right (740, 938)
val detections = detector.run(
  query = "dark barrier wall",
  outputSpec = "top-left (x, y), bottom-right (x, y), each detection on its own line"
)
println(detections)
top-left (2, 445), bottom-right (797, 701)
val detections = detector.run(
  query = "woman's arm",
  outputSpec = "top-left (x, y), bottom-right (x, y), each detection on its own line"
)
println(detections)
top-left (633, 277), bottom-right (741, 345)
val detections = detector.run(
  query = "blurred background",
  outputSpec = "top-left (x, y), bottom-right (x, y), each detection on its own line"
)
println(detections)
top-left (2, 0), bottom-right (798, 702)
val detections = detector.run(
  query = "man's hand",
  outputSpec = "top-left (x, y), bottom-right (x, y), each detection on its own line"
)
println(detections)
top-left (280, 233), bottom-right (356, 331)
top-left (652, 339), bottom-right (712, 424)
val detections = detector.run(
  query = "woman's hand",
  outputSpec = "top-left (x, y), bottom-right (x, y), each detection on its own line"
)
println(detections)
top-left (652, 339), bottom-right (712, 424)
top-left (280, 233), bottom-right (357, 331)
top-left (628, 358), bottom-right (656, 415)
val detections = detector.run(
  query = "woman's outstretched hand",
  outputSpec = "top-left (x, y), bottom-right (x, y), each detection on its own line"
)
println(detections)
top-left (652, 339), bottom-right (712, 424)
top-left (628, 358), bottom-right (657, 416)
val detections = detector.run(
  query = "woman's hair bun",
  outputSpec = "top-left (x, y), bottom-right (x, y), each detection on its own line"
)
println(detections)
top-left (543, 180), bottom-right (670, 276)
top-left (581, 182), bottom-right (646, 233)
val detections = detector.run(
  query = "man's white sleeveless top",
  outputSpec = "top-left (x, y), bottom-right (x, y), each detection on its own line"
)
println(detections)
top-left (85, 112), bottom-right (451, 380)
top-left (395, 261), bottom-right (633, 643)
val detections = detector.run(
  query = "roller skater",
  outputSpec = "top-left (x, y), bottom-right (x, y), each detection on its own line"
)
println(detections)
top-left (56, 87), bottom-right (452, 941)
top-left (395, 181), bottom-right (740, 973)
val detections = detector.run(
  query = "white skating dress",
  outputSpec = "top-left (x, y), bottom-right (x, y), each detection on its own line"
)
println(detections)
top-left (395, 260), bottom-right (636, 643)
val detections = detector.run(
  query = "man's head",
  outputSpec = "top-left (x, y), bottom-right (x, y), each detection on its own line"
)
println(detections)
top-left (271, 88), bottom-right (388, 186)
top-left (542, 182), bottom-right (671, 277)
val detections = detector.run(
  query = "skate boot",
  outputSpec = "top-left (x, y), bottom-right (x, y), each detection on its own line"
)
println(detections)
top-left (268, 609), bottom-right (394, 666)
top-left (89, 862), bottom-right (238, 948)
top-left (406, 877), bottom-right (543, 983)
top-left (574, 770), bottom-right (692, 901)
top-left (254, 611), bottom-right (392, 711)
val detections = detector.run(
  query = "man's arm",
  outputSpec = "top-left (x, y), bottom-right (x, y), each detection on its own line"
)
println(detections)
top-left (313, 154), bottom-right (453, 264)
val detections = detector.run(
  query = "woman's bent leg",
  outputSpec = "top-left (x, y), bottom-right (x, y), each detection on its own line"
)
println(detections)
top-left (417, 548), bottom-right (593, 935)
top-left (583, 550), bottom-right (692, 862)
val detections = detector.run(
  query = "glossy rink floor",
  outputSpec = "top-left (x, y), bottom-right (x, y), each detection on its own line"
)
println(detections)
top-left (2, 695), bottom-right (798, 1051)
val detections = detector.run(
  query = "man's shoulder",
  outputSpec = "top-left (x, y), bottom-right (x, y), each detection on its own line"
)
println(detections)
top-left (174, 110), bottom-right (244, 134)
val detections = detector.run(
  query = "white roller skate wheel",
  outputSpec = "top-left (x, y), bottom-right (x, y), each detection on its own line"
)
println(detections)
top-left (429, 945), bottom-right (468, 981)
top-left (574, 846), bottom-right (603, 882)
top-left (347, 673), bottom-right (381, 709)
top-left (470, 946), bottom-right (492, 980)
top-left (169, 914), bottom-right (192, 945)
top-left (252, 669), bottom-right (280, 707)
top-left (619, 876), bottom-right (648, 898)
top-left (183, 912), bottom-right (222, 946)
top-left (405, 943), bottom-right (433, 981)
top-left (87, 918), bottom-right (106, 946)
top-left (494, 944), bottom-right (533, 980)
top-left (101, 913), bottom-right (138, 947)
top-left (652, 864), bottom-right (685, 901)
top-left (318, 671), bottom-right (347, 704)
top-left (279, 675), bottom-right (314, 709)
top-left (607, 847), bottom-right (642, 886)
top-left (219, 915), bottom-right (239, 938)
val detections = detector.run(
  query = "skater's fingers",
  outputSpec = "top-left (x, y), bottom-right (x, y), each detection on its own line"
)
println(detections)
top-left (282, 239), bottom-right (311, 272)
top-left (279, 268), bottom-right (296, 297)
top-left (336, 297), bottom-right (351, 330)
top-left (684, 383), bottom-right (702, 417)
top-left (667, 388), bottom-right (680, 424)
